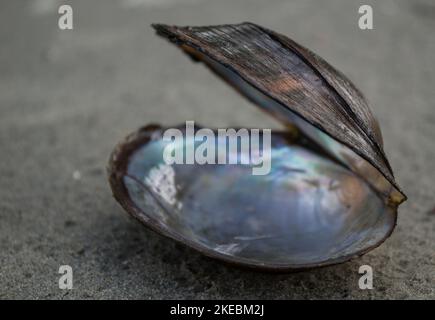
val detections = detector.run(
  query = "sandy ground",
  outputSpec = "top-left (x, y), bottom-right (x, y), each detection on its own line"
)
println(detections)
top-left (0, 0), bottom-right (434, 299)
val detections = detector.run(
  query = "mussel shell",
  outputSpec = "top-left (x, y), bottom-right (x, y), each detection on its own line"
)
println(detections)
top-left (107, 23), bottom-right (407, 271)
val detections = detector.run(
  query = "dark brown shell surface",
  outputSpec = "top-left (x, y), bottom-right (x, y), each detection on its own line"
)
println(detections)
top-left (152, 22), bottom-right (405, 204)
top-left (108, 23), bottom-right (407, 272)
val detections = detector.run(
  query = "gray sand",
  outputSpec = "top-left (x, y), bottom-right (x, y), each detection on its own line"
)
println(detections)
top-left (0, 0), bottom-right (434, 299)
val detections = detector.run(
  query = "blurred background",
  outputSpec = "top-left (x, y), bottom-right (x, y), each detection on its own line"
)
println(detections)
top-left (0, 0), bottom-right (434, 299)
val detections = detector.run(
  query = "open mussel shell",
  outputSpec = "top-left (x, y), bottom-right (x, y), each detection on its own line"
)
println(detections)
top-left (108, 23), bottom-right (406, 271)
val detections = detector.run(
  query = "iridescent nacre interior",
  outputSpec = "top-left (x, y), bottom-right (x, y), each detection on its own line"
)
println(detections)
top-left (124, 129), bottom-right (394, 266)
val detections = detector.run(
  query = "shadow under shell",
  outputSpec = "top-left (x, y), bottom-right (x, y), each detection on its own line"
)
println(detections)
top-left (119, 127), bottom-right (394, 269)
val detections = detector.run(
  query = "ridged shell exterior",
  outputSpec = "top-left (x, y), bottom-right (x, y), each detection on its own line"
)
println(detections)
top-left (152, 22), bottom-right (405, 201)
